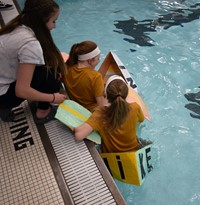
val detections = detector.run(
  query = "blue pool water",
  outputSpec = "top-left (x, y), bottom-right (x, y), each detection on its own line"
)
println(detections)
top-left (18, 0), bottom-right (200, 204)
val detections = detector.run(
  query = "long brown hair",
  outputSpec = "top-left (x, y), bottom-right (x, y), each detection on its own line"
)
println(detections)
top-left (0, 0), bottom-right (66, 77)
top-left (66, 40), bottom-right (97, 67)
top-left (102, 79), bottom-right (130, 132)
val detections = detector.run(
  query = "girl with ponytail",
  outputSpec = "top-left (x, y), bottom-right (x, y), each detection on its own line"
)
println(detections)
top-left (74, 75), bottom-right (144, 153)
top-left (64, 40), bottom-right (105, 112)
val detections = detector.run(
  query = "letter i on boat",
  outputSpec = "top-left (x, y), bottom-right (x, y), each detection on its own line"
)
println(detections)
top-left (101, 144), bottom-right (153, 186)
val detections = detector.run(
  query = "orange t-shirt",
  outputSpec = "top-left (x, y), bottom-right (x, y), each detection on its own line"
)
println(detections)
top-left (86, 102), bottom-right (144, 153)
top-left (64, 66), bottom-right (104, 111)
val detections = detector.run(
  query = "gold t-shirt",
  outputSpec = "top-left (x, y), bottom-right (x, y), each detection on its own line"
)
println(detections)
top-left (86, 102), bottom-right (144, 153)
top-left (64, 66), bottom-right (104, 111)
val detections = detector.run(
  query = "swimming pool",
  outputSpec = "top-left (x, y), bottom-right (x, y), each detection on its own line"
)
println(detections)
top-left (18, 0), bottom-right (200, 204)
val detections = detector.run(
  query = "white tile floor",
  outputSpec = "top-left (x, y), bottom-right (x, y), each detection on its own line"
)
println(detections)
top-left (0, 101), bottom-right (65, 205)
top-left (0, 101), bottom-right (126, 205)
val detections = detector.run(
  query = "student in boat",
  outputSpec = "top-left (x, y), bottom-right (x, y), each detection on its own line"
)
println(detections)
top-left (0, 0), bottom-right (67, 123)
top-left (74, 75), bottom-right (144, 153)
top-left (64, 40), bottom-right (105, 112)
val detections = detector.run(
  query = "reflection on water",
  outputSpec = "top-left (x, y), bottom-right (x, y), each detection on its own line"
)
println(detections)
top-left (114, 3), bottom-right (200, 50)
top-left (185, 91), bottom-right (200, 119)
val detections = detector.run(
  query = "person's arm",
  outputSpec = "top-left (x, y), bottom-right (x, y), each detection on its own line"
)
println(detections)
top-left (15, 63), bottom-right (66, 104)
top-left (74, 122), bottom-right (93, 141)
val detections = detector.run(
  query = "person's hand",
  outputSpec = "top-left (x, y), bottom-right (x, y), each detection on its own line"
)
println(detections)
top-left (53, 92), bottom-right (67, 104)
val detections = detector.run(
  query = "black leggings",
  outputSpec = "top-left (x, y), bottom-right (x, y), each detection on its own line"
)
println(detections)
top-left (0, 66), bottom-right (61, 110)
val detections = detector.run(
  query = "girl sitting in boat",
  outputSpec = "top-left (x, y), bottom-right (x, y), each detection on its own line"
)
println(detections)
top-left (74, 75), bottom-right (144, 153)
top-left (64, 41), bottom-right (105, 112)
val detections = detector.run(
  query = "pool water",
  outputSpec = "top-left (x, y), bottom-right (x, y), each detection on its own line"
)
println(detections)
top-left (18, 0), bottom-right (200, 204)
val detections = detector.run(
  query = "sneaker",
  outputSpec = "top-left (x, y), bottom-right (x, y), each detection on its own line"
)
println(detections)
top-left (33, 105), bottom-right (57, 125)
top-left (0, 1), bottom-right (13, 10)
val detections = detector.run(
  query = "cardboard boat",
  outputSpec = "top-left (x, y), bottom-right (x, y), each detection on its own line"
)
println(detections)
top-left (100, 143), bottom-right (153, 186)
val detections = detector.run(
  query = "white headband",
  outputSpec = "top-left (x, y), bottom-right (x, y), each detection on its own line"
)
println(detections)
top-left (78, 47), bottom-right (101, 61)
top-left (104, 75), bottom-right (127, 92)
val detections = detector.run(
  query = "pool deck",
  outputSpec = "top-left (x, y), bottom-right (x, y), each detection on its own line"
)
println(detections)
top-left (0, 1), bottom-right (127, 204)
